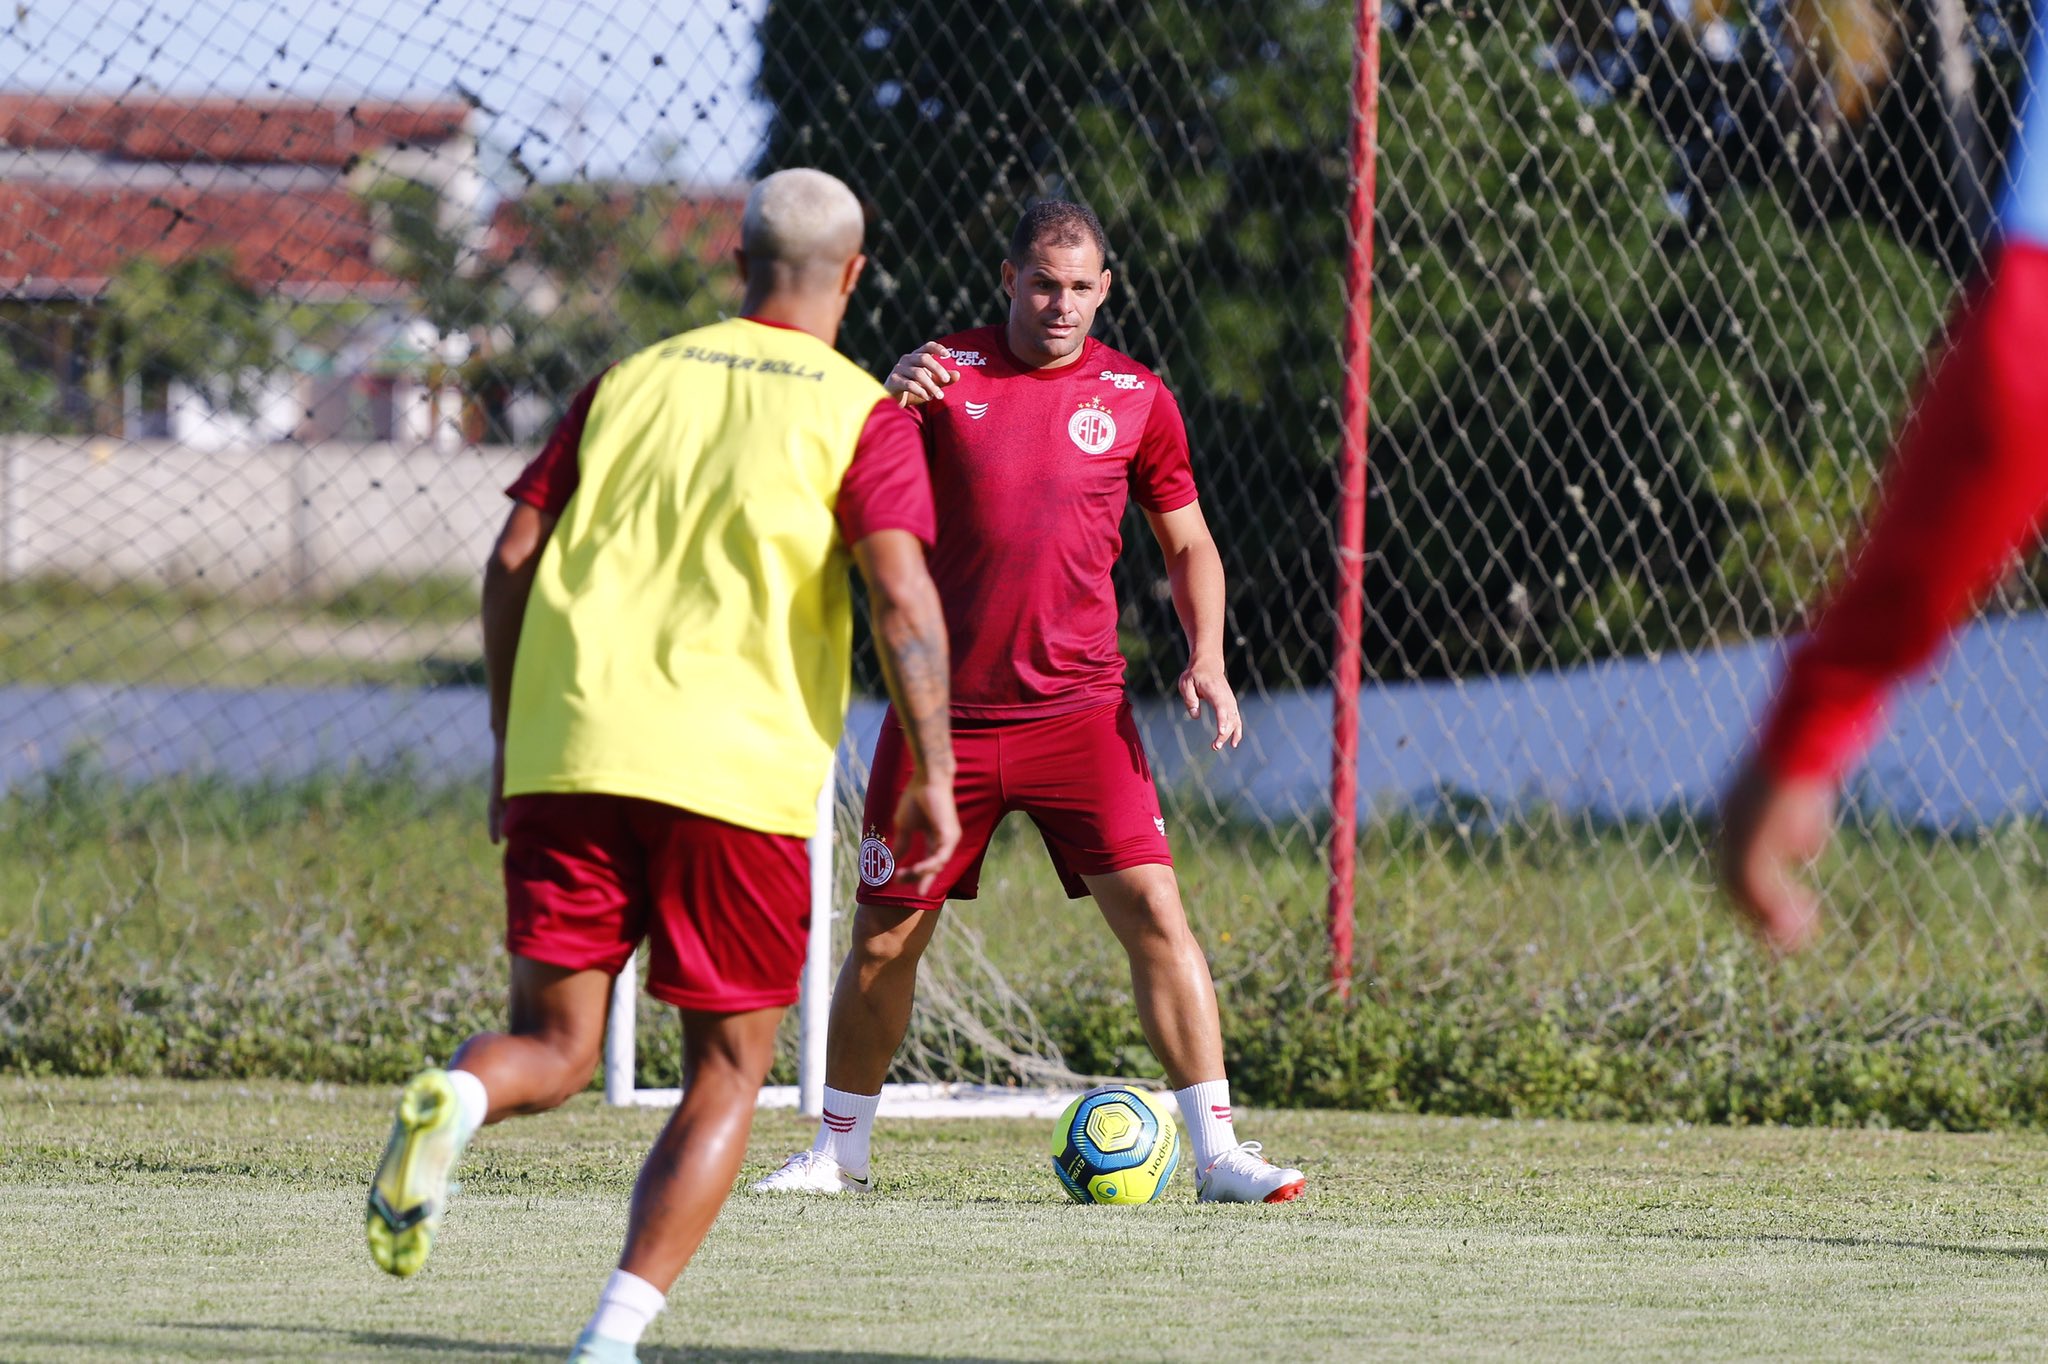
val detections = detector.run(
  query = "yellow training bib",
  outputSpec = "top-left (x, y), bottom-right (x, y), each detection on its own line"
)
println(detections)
top-left (503, 317), bottom-right (886, 836)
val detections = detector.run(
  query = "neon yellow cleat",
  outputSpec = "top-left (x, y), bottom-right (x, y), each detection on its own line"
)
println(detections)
top-left (365, 1068), bottom-right (470, 1277)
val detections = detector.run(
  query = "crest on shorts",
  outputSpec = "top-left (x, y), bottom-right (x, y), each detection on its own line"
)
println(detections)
top-left (1068, 396), bottom-right (1117, 455)
top-left (858, 833), bottom-right (896, 886)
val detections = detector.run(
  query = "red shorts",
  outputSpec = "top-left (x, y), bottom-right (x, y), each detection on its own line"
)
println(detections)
top-left (855, 699), bottom-right (1171, 911)
top-left (502, 793), bottom-right (809, 1013)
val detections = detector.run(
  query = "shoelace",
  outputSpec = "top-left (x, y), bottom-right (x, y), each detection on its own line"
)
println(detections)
top-left (779, 1150), bottom-right (833, 1173)
top-left (1205, 1140), bottom-right (1268, 1175)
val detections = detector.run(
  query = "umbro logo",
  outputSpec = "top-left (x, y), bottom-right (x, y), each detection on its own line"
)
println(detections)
top-left (964, 400), bottom-right (990, 420)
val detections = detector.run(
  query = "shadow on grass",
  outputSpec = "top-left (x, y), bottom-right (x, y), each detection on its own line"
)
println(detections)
top-left (106, 1321), bottom-right (1061, 1362)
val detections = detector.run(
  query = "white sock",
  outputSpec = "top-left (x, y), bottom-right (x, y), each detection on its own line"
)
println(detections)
top-left (1175, 1079), bottom-right (1240, 1173)
top-left (812, 1085), bottom-right (881, 1178)
top-left (446, 1067), bottom-right (488, 1143)
top-left (584, 1268), bottom-right (666, 1347)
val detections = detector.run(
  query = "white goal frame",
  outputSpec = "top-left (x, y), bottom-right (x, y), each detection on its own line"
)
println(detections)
top-left (601, 762), bottom-right (1071, 1120)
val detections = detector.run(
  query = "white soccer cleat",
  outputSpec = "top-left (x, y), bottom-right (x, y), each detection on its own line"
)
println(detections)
top-left (1195, 1141), bottom-right (1306, 1204)
top-left (749, 1149), bottom-right (875, 1195)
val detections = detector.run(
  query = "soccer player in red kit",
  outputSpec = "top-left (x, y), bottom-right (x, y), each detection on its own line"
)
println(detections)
top-left (1719, 13), bottom-right (2048, 948)
top-left (754, 200), bottom-right (1306, 1203)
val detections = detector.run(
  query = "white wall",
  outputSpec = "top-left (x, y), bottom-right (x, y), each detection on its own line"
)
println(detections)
top-left (0, 436), bottom-right (528, 594)
top-left (165, 374), bottom-right (304, 449)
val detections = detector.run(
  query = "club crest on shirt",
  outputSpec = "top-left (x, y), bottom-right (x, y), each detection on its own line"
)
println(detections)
top-left (858, 832), bottom-right (895, 886)
top-left (1069, 396), bottom-right (1117, 455)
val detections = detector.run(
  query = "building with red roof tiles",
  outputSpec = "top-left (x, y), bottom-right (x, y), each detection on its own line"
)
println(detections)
top-left (0, 95), bottom-right (469, 168)
top-left (0, 94), bottom-right (476, 300)
top-left (0, 94), bottom-right (478, 442)
top-left (0, 184), bottom-right (404, 302)
top-left (486, 189), bottom-right (742, 269)
top-left (482, 185), bottom-right (744, 318)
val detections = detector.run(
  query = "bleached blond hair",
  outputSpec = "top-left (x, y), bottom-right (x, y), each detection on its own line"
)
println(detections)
top-left (742, 168), bottom-right (865, 277)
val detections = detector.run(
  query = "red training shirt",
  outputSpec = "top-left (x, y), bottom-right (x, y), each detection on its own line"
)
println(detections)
top-left (1758, 241), bottom-right (2048, 781)
top-left (507, 320), bottom-right (934, 549)
top-left (912, 325), bottom-right (1198, 719)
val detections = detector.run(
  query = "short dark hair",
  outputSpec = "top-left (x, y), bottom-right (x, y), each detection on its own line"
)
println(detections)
top-left (1008, 199), bottom-right (1109, 269)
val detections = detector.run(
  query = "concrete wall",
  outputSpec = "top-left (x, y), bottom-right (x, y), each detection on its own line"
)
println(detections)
top-left (0, 437), bottom-right (529, 594)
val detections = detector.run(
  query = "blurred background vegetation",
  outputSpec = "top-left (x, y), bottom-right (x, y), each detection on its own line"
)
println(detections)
top-left (0, 0), bottom-right (2034, 693)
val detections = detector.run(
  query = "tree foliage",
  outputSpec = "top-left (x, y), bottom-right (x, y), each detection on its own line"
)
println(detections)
top-left (95, 251), bottom-right (279, 417)
top-left (0, 335), bottom-right (56, 432)
top-left (364, 176), bottom-right (740, 435)
top-left (757, 0), bottom-right (1958, 689)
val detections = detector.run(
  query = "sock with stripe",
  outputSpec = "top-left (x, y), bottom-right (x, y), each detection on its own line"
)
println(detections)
top-left (812, 1085), bottom-right (880, 1179)
top-left (1174, 1079), bottom-right (1240, 1174)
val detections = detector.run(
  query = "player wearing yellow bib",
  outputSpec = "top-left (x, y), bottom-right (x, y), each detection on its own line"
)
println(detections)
top-left (361, 169), bottom-right (959, 1364)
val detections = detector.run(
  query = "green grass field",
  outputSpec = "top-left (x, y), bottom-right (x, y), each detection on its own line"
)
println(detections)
top-left (0, 576), bottom-right (481, 687)
top-left (4, 1078), bottom-right (2048, 1361)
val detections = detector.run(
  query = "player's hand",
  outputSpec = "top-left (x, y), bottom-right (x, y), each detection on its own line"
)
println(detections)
top-left (890, 772), bottom-right (961, 895)
top-left (884, 341), bottom-right (958, 406)
top-left (1179, 655), bottom-right (1243, 752)
top-left (487, 742), bottom-right (507, 845)
top-left (1716, 755), bottom-right (1833, 953)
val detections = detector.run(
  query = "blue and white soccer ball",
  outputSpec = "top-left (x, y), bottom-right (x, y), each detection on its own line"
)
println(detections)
top-left (1050, 1085), bottom-right (1180, 1204)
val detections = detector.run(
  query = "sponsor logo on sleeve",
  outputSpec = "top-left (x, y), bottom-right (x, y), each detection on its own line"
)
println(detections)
top-left (1068, 396), bottom-right (1118, 454)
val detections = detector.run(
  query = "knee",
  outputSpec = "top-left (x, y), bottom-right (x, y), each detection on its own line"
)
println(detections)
top-left (691, 1039), bottom-right (774, 1090)
top-left (1119, 887), bottom-right (1198, 952)
top-left (847, 908), bottom-right (929, 974)
top-left (517, 1029), bottom-right (603, 1110)
top-left (683, 1017), bottom-right (780, 1090)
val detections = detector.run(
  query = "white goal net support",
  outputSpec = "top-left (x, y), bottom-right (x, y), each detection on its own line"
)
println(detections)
top-left (601, 763), bottom-right (1080, 1120)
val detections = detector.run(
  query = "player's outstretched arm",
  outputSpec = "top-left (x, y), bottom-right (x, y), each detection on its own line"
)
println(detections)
top-left (853, 529), bottom-right (960, 891)
top-left (882, 341), bottom-right (958, 406)
top-left (1144, 500), bottom-right (1241, 752)
top-left (1719, 246), bottom-right (2048, 948)
top-left (482, 502), bottom-right (557, 844)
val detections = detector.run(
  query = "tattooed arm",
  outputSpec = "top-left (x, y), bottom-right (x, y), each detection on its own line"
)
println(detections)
top-left (852, 528), bottom-right (959, 892)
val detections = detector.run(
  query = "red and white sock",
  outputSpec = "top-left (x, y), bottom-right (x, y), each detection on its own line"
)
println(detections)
top-left (1174, 1080), bottom-right (1239, 1173)
top-left (813, 1085), bottom-right (880, 1179)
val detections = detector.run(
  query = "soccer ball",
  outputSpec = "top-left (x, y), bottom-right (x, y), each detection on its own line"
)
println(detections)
top-left (1050, 1085), bottom-right (1180, 1204)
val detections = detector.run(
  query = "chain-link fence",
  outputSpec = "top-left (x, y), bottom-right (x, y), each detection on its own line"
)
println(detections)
top-left (4, 1), bottom-right (2046, 1125)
